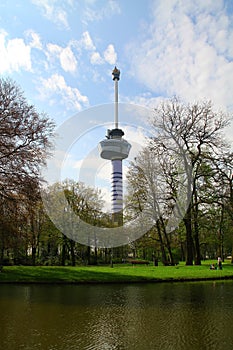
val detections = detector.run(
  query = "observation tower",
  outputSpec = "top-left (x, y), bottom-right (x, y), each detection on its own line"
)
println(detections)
top-left (98, 67), bottom-right (131, 226)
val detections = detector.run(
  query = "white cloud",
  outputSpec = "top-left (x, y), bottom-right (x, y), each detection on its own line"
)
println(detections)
top-left (82, 0), bottom-right (121, 24)
top-left (104, 44), bottom-right (117, 65)
top-left (39, 73), bottom-right (89, 111)
top-left (31, 0), bottom-right (69, 29)
top-left (60, 46), bottom-right (77, 72)
top-left (81, 33), bottom-right (117, 66)
top-left (81, 31), bottom-right (96, 51)
top-left (90, 51), bottom-right (104, 65)
top-left (45, 31), bottom-right (117, 78)
top-left (46, 43), bottom-right (61, 58)
top-left (46, 43), bottom-right (77, 73)
top-left (26, 30), bottom-right (43, 50)
top-left (127, 0), bottom-right (233, 111)
top-left (71, 31), bottom-right (117, 66)
top-left (123, 93), bottom-right (164, 110)
top-left (0, 30), bottom-right (32, 73)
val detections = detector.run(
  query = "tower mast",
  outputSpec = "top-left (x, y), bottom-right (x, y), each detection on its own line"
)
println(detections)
top-left (113, 66), bottom-right (119, 129)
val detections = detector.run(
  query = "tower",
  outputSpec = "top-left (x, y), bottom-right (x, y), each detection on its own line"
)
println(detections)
top-left (98, 67), bottom-right (131, 226)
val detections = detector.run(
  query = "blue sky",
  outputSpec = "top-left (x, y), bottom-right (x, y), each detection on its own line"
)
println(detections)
top-left (0, 0), bottom-right (155, 122)
top-left (1, 0), bottom-right (233, 123)
top-left (1, 0), bottom-right (233, 208)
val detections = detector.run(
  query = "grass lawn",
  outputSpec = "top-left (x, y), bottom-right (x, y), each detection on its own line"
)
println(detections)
top-left (0, 260), bottom-right (233, 284)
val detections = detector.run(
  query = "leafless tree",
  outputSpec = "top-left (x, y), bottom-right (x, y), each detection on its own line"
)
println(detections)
top-left (148, 98), bottom-right (231, 265)
top-left (0, 78), bottom-right (55, 200)
top-left (0, 78), bottom-right (55, 267)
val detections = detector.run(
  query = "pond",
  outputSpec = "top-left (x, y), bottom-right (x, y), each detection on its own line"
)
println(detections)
top-left (0, 281), bottom-right (233, 350)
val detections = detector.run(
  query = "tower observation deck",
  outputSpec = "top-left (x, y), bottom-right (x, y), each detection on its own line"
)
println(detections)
top-left (98, 67), bottom-right (131, 226)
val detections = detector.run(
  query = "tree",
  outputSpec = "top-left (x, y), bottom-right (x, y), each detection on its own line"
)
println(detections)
top-left (43, 180), bottom-right (104, 265)
top-left (0, 78), bottom-right (55, 200)
top-left (126, 149), bottom-right (176, 265)
top-left (206, 153), bottom-right (233, 260)
top-left (126, 98), bottom-right (231, 265)
top-left (148, 98), bottom-right (231, 265)
top-left (0, 78), bottom-right (55, 267)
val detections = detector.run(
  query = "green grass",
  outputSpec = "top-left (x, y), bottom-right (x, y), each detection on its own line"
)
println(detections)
top-left (0, 261), bottom-right (233, 284)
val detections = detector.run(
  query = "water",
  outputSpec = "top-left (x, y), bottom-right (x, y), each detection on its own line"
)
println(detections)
top-left (0, 281), bottom-right (232, 350)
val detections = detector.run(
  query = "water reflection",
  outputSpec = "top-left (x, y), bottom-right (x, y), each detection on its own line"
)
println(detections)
top-left (0, 282), bottom-right (233, 350)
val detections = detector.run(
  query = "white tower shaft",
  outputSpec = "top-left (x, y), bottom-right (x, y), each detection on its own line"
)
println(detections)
top-left (112, 159), bottom-right (123, 214)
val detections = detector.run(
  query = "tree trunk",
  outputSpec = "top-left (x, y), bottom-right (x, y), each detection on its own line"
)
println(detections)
top-left (70, 239), bottom-right (76, 266)
top-left (87, 246), bottom-right (91, 265)
top-left (184, 204), bottom-right (193, 265)
top-left (104, 248), bottom-right (109, 264)
top-left (193, 185), bottom-right (201, 265)
top-left (180, 242), bottom-right (186, 261)
top-left (159, 216), bottom-right (174, 265)
top-left (31, 247), bottom-right (36, 266)
top-left (231, 176), bottom-right (233, 264)
top-left (94, 247), bottom-right (98, 265)
top-left (193, 231), bottom-right (201, 265)
top-left (217, 204), bottom-right (225, 261)
top-left (156, 221), bottom-right (167, 265)
top-left (61, 235), bottom-right (67, 266)
top-left (0, 241), bottom-right (4, 268)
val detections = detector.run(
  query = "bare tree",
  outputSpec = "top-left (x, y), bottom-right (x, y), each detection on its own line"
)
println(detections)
top-left (0, 78), bottom-right (55, 267)
top-left (0, 78), bottom-right (55, 200)
top-left (148, 98), bottom-right (231, 265)
top-left (127, 148), bottom-right (176, 265)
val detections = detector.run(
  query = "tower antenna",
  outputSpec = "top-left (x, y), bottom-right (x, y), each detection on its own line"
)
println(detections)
top-left (112, 66), bottom-right (120, 129)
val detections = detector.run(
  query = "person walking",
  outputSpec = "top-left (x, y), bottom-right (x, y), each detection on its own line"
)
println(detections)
top-left (217, 257), bottom-right (222, 270)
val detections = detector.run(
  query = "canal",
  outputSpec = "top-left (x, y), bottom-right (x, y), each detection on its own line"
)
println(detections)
top-left (0, 281), bottom-right (232, 350)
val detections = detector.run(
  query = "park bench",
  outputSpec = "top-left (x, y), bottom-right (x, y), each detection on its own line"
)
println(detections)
top-left (131, 260), bottom-right (149, 266)
top-left (165, 261), bottom-right (179, 266)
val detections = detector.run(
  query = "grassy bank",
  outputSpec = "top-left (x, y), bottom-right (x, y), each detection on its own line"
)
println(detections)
top-left (1, 261), bottom-right (233, 284)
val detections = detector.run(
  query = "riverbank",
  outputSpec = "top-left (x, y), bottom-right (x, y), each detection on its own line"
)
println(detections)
top-left (1, 261), bottom-right (233, 284)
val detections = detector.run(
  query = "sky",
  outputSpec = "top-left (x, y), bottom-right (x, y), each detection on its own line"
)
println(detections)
top-left (1, 0), bottom-right (233, 210)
